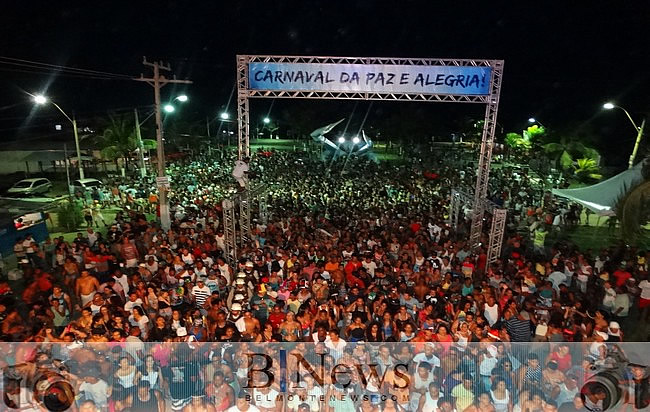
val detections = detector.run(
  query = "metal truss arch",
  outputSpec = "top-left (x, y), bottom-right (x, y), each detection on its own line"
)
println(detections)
top-left (237, 54), bottom-right (504, 255)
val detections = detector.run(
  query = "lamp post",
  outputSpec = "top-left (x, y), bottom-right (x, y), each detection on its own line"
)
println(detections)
top-left (528, 117), bottom-right (546, 129)
top-left (33, 94), bottom-right (85, 179)
top-left (154, 93), bottom-right (188, 230)
top-left (603, 102), bottom-right (646, 169)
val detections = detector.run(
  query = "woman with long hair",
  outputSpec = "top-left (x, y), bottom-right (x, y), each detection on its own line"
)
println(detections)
top-left (365, 321), bottom-right (385, 342)
top-left (114, 356), bottom-right (140, 393)
top-left (345, 315), bottom-right (366, 342)
top-left (381, 311), bottom-right (398, 341)
top-left (279, 311), bottom-right (301, 342)
top-left (138, 354), bottom-right (165, 393)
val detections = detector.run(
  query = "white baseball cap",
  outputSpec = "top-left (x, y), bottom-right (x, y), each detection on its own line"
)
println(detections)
top-left (231, 303), bottom-right (242, 311)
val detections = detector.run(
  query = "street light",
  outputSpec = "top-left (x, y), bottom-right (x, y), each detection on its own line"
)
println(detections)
top-left (352, 136), bottom-right (361, 144)
top-left (176, 94), bottom-right (188, 102)
top-left (33, 94), bottom-right (85, 180)
top-left (603, 102), bottom-right (646, 169)
top-left (155, 94), bottom-right (188, 230)
top-left (338, 136), bottom-right (345, 144)
top-left (263, 117), bottom-right (270, 124)
top-left (220, 112), bottom-right (229, 120)
top-left (527, 117), bottom-right (546, 128)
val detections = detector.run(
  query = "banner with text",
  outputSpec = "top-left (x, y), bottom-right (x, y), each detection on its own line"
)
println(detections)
top-left (248, 62), bottom-right (492, 95)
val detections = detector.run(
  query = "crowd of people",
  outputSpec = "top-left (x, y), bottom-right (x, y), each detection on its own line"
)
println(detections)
top-left (1, 147), bottom-right (649, 411)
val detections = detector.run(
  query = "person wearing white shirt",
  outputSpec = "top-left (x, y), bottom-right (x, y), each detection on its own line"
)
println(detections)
top-left (232, 158), bottom-right (250, 189)
top-left (639, 278), bottom-right (650, 321)
top-left (548, 269), bottom-right (567, 292)
top-left (113, 271), bottom-right (130, 295)
top-left (362, 256), bottom-right (377, 277)
top-left (412, 343), bottom-right (441, 371)
top-left (124, 293), bottom-right (143, 313)
top-left (612, 289), bottom-right (630, 320)
top-left (325, 330), bottom-right (347, 360)
top-left (78, 375), bottom-right (109, 408)
top-left (86, 228), bottom-right (98, 248)
top-left (601, 282), bottom-right (616, 312)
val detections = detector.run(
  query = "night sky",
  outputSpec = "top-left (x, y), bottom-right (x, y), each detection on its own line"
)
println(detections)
top-left (1, 1), bottom-right (649, 167)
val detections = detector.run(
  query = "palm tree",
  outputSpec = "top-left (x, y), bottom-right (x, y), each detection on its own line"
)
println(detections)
top-left (97, 114), bottom-right (156, 172)
top-left (616, 158), bottom-right (650, 242)
top-left (573, 158), bottom-right (602, 182)
top-left (543, 137), bottom-right (600, 171)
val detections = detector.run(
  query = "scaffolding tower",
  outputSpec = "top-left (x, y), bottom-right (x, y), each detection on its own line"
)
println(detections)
top-left (449, 187), bottom-right (507, 265)
top-left (222, 199), bottom-right (237, 265)
top-left (222, 184), bottom-right (269, 264)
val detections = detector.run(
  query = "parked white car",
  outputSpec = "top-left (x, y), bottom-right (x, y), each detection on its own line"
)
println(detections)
top-left (6, 178), bottom-right (52, 196)
top-left (71, 178), bottom-right (104, 193)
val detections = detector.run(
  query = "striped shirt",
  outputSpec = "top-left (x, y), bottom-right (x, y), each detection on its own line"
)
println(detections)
top-left (505, 318), bottom-right (531, 342)
top-left (191, 285), bottom-right (211, 307)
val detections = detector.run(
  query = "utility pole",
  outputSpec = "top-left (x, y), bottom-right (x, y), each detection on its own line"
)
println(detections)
top-left (63, 143), bottom-right (72, 195)
top-left (134, 108), bottom-right (147, 178)
top-left (134, 57), bottom-right (192, 231)
top-left (628, 118), bottom-right (646, 169)
top-left (72, 116), bottom-right (84, 179)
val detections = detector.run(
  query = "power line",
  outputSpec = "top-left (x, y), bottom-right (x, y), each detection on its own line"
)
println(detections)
top-left (0, 66), bottom-right (123, 81)
top-left (0, 104), bottom-right (155, 123)
top-left (0, 56), bottom-right (133, 79)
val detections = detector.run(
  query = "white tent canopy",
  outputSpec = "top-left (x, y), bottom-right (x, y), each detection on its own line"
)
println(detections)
top-left (552, 163), bottom-right (643, 216)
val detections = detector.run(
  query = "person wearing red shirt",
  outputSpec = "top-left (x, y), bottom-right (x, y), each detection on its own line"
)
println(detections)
top-left (613, 263), bottom-right (632, 287)
top-left (477, 251), bottom-right (488, 276)
top-left (410, 220), bottom-right (421, 234)
top-left (267, 305), bottom-right (286, 331)
top-left (344, 256), bottom-right (365, 288)
top-left (344, 256), bottom-right (362, 277)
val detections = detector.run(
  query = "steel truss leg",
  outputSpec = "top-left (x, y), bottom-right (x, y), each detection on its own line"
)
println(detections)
top-left (470, 60), bottom-right (503, 249)
top-left (237, 56), bottom-right (250, 160)
top-left (239, 191), bottom-right (251, 247)
top-left (222, 199), bottom-right (237, 264)
top-left (486, 208), bottom-right (507, 265)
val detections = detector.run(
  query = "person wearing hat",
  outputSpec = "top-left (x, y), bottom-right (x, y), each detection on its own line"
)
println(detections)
top-left (606, 321), bottom-right (622, 342)
top-left (228, 303), bottom-right (244, 324)
top-left (227, 275), bottom-right (252, 309)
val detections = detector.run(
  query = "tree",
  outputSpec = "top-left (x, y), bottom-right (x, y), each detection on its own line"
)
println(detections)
top-left (616, 159), bottom-right (650, 242)
top-left (96, 114), bottom-right (156, 170)
top-left (56, 200), bottom-right (83, 231)
top-left (504, 132), bottom-right (531, 152)
top-left (573, 158), bottom-right (602, 182)
top-left (524, 125), bottom-right (546, 143)
top-left (543, 137), bottom-right (600, 171)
